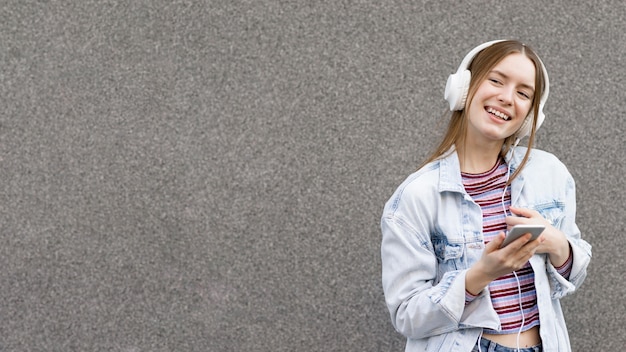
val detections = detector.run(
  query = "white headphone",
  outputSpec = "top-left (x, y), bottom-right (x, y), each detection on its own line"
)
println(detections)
top-left (444, 40), bottom-right (550, 139)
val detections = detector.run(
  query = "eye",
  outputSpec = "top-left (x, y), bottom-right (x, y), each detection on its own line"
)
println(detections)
top-left (517, 91), bottom-right (532, 99)
top-left (488, 78), bottom-right (502, 85)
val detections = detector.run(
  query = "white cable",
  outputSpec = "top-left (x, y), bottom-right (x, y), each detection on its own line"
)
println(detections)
top-left (501, 161), bottom-right (511, 217)
top-left (503, 151), bottom-right (523, 352)
top-left (509, 144), bottom-right (524, 352)
top-left (483, 146), bottom-right (523, 352)
top-left (501, 144), bottom-right (515, 216)
top-left (513, 270), bottom-right (524, 352)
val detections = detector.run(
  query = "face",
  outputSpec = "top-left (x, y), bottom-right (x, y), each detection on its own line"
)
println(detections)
top-left (466, 53), bottom-right (536, 144)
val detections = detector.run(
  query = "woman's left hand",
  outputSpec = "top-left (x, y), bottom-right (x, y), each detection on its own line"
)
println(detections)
top-left (506, 206), bottom-right (571, 267)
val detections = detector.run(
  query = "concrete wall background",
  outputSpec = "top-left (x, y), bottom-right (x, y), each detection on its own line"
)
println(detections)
top-left (1, 1), bottom-right (624, 351)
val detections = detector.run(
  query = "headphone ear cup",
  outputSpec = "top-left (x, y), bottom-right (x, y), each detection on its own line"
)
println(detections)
top-left (536, 109), bottom-right (545, 130)
top-left (444, 69), bottom-right (471, 111)
top-left (517, 114), bottom-right (533, 139)
top-left (517, 110), bottom-right (545, 139)
top-left (517, 106), bottom-right (546, 139)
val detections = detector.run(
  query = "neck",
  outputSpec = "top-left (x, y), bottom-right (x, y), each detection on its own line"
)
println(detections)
top-left (457, 139), bottom-right (503, 174)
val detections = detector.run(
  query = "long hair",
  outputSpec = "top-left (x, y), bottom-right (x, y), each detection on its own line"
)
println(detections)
top-left (421, 40), bottom-right (547, 184)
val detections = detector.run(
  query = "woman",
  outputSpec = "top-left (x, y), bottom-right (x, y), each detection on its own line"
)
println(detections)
top-left (380, 40), bottom-right (591, 352)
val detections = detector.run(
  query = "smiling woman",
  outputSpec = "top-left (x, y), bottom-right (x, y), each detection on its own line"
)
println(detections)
top-left (465, 53), bottom-right (536, 158)
top-left (380, 40), bottom-right (591, 352)
top-left (433, 40), bottom-right (549, 180)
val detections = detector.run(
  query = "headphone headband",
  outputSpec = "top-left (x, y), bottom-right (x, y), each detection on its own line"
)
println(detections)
top-left (443, 40), bottom-right (550, 139)
top-left (455, 40), bottom-right (505, 77)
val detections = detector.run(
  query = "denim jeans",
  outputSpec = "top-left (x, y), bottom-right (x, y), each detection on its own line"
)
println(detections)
top-left (472, 337), bottom-right (542, 352)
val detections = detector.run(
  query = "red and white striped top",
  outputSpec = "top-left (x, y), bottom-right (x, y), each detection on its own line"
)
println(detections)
top-left (462, 158), bottom-right (540, 334)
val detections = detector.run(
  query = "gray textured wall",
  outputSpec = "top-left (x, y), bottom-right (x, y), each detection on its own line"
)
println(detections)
top-left (1, 1), bottom-right (624, 351)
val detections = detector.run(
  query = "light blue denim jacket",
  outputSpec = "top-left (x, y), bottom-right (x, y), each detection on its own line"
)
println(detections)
top-left (381, 147), bottom-right (592, 352)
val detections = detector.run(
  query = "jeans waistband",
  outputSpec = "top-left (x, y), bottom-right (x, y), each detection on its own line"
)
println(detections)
top-left (477, 337), bottom-right (542, 352)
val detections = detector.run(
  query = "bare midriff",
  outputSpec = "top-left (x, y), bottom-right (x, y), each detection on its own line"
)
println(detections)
top-left (482, 326), bottom-right (541, 348)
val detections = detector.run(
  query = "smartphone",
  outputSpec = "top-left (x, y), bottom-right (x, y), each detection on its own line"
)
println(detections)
top-left (500, 224), bottom-right (545, 248)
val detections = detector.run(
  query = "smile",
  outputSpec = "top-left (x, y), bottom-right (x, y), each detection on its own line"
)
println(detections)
top-left (486, 107), bottom-right (511, 121)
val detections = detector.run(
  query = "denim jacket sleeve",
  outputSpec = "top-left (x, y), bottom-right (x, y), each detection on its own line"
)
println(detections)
top-left (535, 162), bottom-right (591, 299)
top-left (510, 149), bottom-right (592, 300)
top-left (380, 165), bottom-right (500, 340)
top-left (381, 213), bottom-right (500, 339)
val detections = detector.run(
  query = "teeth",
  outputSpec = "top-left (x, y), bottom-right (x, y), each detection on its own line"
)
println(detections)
top-left (487, 107), bottom-right (510, 121)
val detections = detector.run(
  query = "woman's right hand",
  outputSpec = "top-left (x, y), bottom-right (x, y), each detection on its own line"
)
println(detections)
top-left (465, 232), bottom-right (544, 295)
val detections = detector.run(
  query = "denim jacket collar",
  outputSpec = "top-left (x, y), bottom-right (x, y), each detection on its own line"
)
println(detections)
top-left (437, 146), bottom-right (528, 195)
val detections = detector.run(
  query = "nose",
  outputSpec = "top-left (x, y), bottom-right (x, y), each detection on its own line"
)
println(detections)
top-left (498, 86), bottom-right (515, 105)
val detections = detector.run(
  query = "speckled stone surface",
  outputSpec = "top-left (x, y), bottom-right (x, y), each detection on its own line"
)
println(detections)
top-left (0, 1), bottom-right (624, 351)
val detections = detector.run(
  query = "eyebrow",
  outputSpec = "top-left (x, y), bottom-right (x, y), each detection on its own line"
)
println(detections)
top-left (490, 70), bottom-right (535, 93)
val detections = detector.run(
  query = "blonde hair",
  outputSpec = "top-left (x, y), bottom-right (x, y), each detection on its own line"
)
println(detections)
top-left (422, 40), bottom-right (547, 184)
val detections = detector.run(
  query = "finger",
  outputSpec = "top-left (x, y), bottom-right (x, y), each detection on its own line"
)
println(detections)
top-left (525, 234), bottom-right (546, 248)
top-left (486, 232), bottom-right (505, 252)
top-left (505, 215), bottom-right (528, 227)
top-left (503, 232), bottom-right (533, 251)
top-left (516, 236), bottom-right (545, 261)
top-left (509, 206), bottom-right (539, 218)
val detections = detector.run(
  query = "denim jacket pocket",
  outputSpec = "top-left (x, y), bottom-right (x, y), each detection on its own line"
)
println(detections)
top-left (432, 233), bottom-right (464, 281)
top-left (432, 235), bottom-right (463, 261)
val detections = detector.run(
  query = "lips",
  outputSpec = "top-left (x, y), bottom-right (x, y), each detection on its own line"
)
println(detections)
top-left (486, 107), bottom-right (511, 121)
